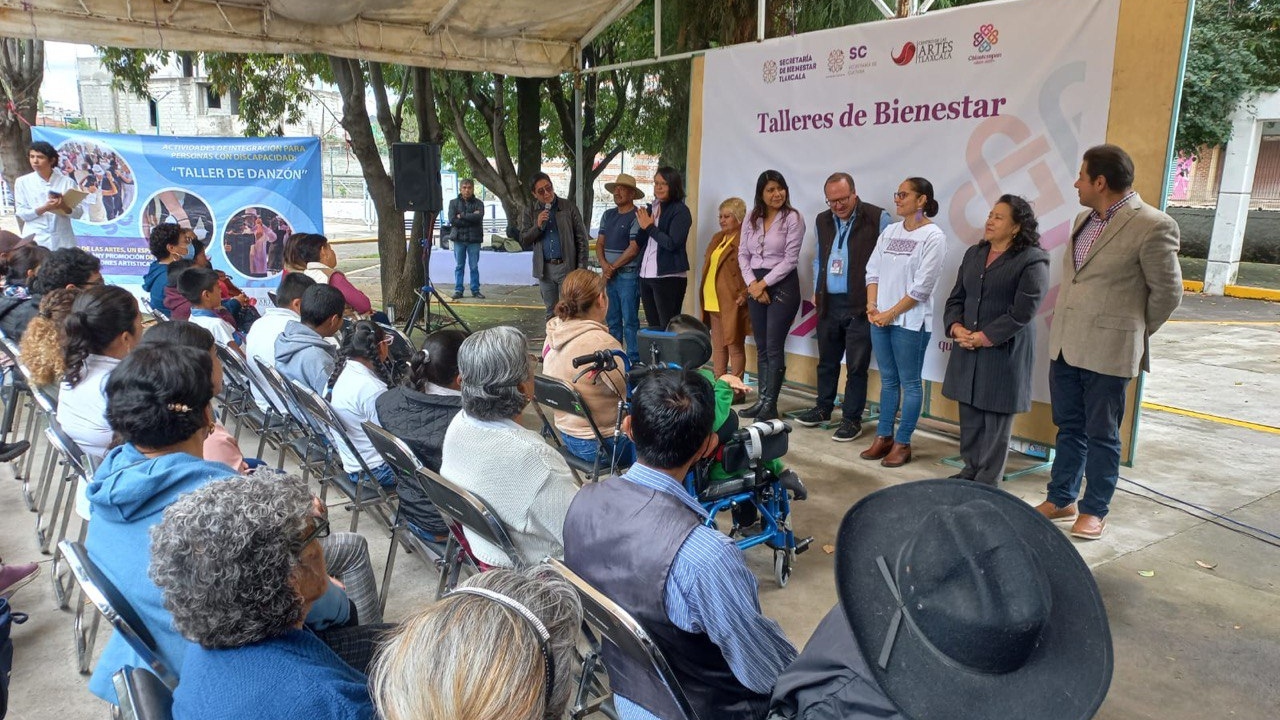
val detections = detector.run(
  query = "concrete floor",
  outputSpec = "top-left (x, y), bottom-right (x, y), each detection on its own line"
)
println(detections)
top-left (2, 292), bottom-right (1278, 719)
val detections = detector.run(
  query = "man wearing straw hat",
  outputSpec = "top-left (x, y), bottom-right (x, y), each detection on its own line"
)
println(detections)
top-left (597, 173), bottom-right (645, 364)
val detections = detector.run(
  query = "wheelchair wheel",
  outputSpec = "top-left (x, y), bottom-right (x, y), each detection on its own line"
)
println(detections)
top-left (773, 548), bottom-right (792, 588)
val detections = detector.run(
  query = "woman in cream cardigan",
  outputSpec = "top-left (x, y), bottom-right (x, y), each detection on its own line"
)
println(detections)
top-left (699, 197), bottom-right (751, 380)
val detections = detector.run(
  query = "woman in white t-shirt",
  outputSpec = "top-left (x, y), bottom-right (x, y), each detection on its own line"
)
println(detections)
top-left (861, 177), bottom-right (947, 468)
top-left (328, 320), bottom-right (395, 489)
top-left (57, 285), bottom-right (143, 460)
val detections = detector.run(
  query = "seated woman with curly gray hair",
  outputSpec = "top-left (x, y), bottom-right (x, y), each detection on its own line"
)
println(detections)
top-left (370, 566), bottom-right (581, 720)
top-left (439, 326), bottom-right (579, 567)
top-left (151, 473), bottom-right (376, 720)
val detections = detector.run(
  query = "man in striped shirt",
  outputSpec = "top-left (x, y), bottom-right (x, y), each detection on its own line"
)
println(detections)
top-left (563, 368), bottom-right (796, 720)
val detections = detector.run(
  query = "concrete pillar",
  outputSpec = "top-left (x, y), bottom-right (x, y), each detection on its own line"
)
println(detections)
top-left (1205, 110), bottom-right (1262, 295)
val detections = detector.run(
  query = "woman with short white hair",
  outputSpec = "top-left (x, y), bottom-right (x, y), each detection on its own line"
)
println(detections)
top-left (440, 326), bottom-right (578, 567)
top-left (370, 567), bottom-right (582, 720)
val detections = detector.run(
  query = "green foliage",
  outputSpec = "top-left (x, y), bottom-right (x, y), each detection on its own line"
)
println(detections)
top-left (1177, 0), bottom-right (1280, 154)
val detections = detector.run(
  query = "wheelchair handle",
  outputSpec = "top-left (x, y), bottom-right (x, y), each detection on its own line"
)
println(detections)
top-left (571, 350), bottom-right (616, 371)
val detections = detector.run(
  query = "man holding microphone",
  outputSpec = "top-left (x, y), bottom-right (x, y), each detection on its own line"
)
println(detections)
top-left (520, 172), bottom-right (590, 319)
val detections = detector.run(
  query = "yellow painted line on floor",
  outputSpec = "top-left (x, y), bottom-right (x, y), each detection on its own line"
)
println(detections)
top-left (1141, 402), bottom-right (1280, 436)
top-left (1183, 279), bottom-right (1280, 302)
top-left (1166, 319), bottom-right (1280, 325)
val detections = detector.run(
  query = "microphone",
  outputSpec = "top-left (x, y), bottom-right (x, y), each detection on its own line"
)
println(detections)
top-left (540, 202), bottom-right (553, 229)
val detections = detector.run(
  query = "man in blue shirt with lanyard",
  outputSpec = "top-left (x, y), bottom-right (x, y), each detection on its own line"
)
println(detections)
top-left (563, 368), bottom-right (796, 720)
top-left (519, 172), bottom-right (590, 320)
top-left (596, 173), bottom-right (644, 364)
top-left (796, 172), bottom-right (892, 442)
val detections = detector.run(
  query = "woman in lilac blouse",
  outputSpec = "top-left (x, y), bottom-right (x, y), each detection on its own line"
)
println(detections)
top-left (737, 169), bottom-right (805, 421)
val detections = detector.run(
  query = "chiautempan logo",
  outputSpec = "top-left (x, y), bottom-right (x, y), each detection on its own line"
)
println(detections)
top-left (763, 59), bottom-right (779, 84)
top-left (969, 23), bottom-right (1003, 64)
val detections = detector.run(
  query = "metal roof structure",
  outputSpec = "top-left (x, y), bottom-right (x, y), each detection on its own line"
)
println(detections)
top-left (0, 0), bottom-right (642, 76)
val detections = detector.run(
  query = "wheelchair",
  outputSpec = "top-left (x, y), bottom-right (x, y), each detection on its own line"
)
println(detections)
top-left (617, 328), bottom-right (813, 587)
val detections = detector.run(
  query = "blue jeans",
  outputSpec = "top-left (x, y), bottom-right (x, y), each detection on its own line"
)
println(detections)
top-left (606, 268), bottom-right (640, 364)
top-left (870, 324), bottom-right (931, 444)
top-left (562, 433), bottom-right (636, 472)
top-left (350, 462), bottom-right (397, 488)
top-left (1046, 358), bottom-right (1130, 518)
top-left (453, 241), bottom-right (480, 294)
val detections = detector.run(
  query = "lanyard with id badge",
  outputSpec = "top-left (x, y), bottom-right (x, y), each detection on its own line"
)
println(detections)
top-left (829, 217), bottom-right (853, 277)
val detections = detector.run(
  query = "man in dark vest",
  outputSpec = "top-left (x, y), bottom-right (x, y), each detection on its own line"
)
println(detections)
top-left (563, 368), bottom-right (796, 720)
top-left (448, 178), bottom-right (486, 300)
top-left (794, 172), bottom-right (892, 443)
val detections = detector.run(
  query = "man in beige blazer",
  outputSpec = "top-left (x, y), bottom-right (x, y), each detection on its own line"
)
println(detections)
top-left (1036, 144), bottom-right (1182, 540)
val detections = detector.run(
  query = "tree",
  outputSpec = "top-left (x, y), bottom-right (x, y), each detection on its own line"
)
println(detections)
top-left (97, 48), bottom-right (433, 310)
top-left (1176, 0), bottom-right (1280, 154)
top-left (0, 38), bottom-right (43, 190)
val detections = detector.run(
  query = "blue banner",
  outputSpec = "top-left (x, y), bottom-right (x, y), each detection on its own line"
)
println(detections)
top-left (30, 128), bottom-right (323, 290)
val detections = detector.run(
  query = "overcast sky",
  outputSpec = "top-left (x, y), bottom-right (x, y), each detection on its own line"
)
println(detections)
top-left (42, 41), bottom-right (91, 109)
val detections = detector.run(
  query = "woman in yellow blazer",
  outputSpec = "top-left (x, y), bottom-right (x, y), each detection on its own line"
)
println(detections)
top-left (699, 197), bottom-right (752, 379)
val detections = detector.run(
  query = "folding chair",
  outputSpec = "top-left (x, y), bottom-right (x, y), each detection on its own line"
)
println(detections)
top-left (216, 344), bottom-right (290, 457)
top-left (58, 540), bottom-right (179, 690)
top-left (18, 374), bottom-right (60, 515)
top-left (531, 374), bottom-right (626, 483)
top-left (415, 467), bottom-right (523, 597)
top-left (139, 297), bottom-right (170, 325)
top-left (113, 667), bottom-right (174, 720)
top-left (253, 359), bottom-right (334, 481)
top-left (362, 422), bottom-right (452, 615)
top-left (546, 558), bottom-right (698, 720)
top-left (289, 380), bottom-right (396, 533)
top-left (42, 423), bottom-right (96, 609)
top-left (0, 336), bottom-right (39, 481)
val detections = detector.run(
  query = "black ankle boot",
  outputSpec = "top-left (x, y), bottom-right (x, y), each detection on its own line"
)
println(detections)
top-left (753, 366), bottom-right (785, 421)
top-left (739, 360), bottom-right (769, 418)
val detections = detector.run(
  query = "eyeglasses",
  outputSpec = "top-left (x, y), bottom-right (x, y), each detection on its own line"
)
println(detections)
top-left (825, 194), bottom-right (853, 207)
top-left (533, 184), bottom-right (554, 195)
top-left (379, 334), bottom-right (394, 346)
top-left (893, 191), bottom-right (916, 201)
top-left (298, 511), bottom-right (331, 547)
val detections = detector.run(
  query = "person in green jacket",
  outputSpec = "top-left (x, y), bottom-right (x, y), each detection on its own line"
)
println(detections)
top-left (664, 315), bottom-right (806, 499)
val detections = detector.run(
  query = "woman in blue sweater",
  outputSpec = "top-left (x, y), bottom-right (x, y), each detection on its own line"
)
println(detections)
top-left (84, 344), bottom-right (237, 702)
top-left (152, 474), bottom-right (374, 720)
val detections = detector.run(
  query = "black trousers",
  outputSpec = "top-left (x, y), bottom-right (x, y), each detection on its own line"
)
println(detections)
top-left (746, 269), bottom-right (801, 371)
top-left (958, 402), bottom-right (1015, 487)
top-left (814, 293), bottom-right (872, 418)
top-left (639, 276), bottom-right (687, 329)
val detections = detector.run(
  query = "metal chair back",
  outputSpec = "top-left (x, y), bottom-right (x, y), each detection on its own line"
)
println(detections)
top-left (416, 467), bottom-right (523, 567)
top-left (547, 558), bottom-right (697, 720)
top-left (58, 541), bottom-right (179, 690)
top-left (532, 374), bottom-right (617, 481)
top-left (112, 667), bottom-right (174, 720)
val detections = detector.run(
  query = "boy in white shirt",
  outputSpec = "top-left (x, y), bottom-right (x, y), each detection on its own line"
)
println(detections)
top-left (179, 266), bottom-right (243, 354)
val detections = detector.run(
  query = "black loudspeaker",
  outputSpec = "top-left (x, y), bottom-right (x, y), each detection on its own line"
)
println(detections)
top-left (391, 143), bottom-right (443, 213)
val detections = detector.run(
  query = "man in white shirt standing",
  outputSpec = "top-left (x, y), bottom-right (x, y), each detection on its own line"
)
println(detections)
top-left (14, 141), bottom-right (83, 249)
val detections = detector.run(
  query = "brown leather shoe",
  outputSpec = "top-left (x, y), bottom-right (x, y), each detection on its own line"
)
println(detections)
top-left (881, 442), bottom-right (912, 468)
top-left (1033, 501), bottom-right (1078, 524)
top-left (860, 435), bottom-right (894, 460)
top-left (1070, 513), bottom-right (1106, 540)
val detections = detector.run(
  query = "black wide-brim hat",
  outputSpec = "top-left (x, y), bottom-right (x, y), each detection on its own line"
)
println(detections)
top-left (837, 480), bottom-right (1113, 720)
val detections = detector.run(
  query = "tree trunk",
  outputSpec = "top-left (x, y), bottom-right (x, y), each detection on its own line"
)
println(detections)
top-left (659, 60), bottom-right (692, 176)
top-left (0, 38), bottom-right (43, 190)
top-left (329, 56), bottom-right (419, 313)
top-left (515, 76), bottom-right (543, 184)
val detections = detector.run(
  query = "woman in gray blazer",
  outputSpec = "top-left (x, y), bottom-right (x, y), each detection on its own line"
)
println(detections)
top-left (942, 194), bottom-right (1050, 486)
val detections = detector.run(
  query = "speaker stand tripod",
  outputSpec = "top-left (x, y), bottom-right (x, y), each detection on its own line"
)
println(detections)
top-left (402, 213), bottom-right (471, 340)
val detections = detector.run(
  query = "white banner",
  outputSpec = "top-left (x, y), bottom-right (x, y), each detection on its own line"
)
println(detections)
top-left (696, 0), bottom-right (1120, 403)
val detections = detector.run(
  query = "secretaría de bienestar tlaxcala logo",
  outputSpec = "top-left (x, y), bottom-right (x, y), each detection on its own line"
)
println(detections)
top-left (761, 54), bottom-right (818, 84)
top-left (891, 37), bottom-right (953, 66)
